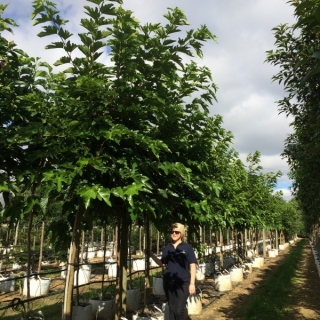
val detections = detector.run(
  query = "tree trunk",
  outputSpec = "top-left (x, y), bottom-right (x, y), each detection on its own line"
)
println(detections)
top-left (62, 208), bottom-right (84, 320)
top-left (25, 209), bottom-right (34, 316)
top-left (139, 226), bottom-right (142, 253)
top-left (219, 229), bottom-right (223, 270)
top-left (37, 221), bottom-right (45, 274)
top-left (14, 220), bottom-right (19, 247)
top-left (80, 231), bottom-right (85, 265)
top-left (262, 229), bottom-right (266, 257)
top-left (101, 227), bottom-right (104, 248)
top-left (115, 206), bottom-right (129, 320)
top-left (156, 231), bottom-right (160, 255)
top-left (144, 214), bottom-right (150, 307)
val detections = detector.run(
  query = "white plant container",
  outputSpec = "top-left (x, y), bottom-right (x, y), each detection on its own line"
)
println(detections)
top-left (79, 252), bottom-right (87, 260)
top-left (105, 249), bottom-right (113, 257)
top-left (72, 303), bottom-right (92, 320)
top-left (268, 249), bottom-right (277, 258)
top-left (150, 257), bottom-right (160, 267)
top-left (127, 288), bottom-right (141, 312)
top-left (133, 259), bottom-right (145, 271)
top-left (279, 244), bottom-right (285, 251)
top-left (252, 257), bottom-right (263, 268)
top-left (97, 250), bottom-right (104, 258)
top-left (87, 251), bottom-right (95, 259)
top-left (12, 262), bottom-right (21, 270)
top-left (0, 274), bottom-right (15, 293)
top-left (247, 250), bottom-right (253, 258)
top-left (74, 264), bottom-right (91, 286)
top-left (215, 246), bottom-right (221, 253)
top-left (89, 297), bottom-right (115, 320)
top-left (107, 263), bottom-right (117, 278)
top-left (243, 262), bottom-right (252, 274)
top-left (153, 277), bottom-right (165, 296)
top-left (215, 274), bottom-right (232, 292)
top-left (23, 276), bottom-right (51, 297)
top-left (61, 266), bottom-right (67, 278)
top-left (187, 290), bottom-right (202, 316)
top-left (205, 262), bottom-right (213, 276)
top-left (230, 268), bottom-right (243, 282)
top-left (196, 264), bottom-right (205, 281)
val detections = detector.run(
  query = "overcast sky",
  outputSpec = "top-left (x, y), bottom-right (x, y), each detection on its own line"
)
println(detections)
top-left (5, 0), bottom-right (296, 200)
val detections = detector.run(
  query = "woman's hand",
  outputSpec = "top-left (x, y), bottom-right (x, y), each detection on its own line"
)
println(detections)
top-left (189, 283), bottom-right (196, 295)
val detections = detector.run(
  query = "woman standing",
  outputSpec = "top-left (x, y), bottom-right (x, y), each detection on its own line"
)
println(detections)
top-left (148, 223), bottom-right (197, 320)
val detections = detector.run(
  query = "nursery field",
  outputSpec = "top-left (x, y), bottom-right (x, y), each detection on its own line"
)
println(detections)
top-left (192, 239), bottom-right (320, 320)
top-left (1, 239), bottom-right (319, 320)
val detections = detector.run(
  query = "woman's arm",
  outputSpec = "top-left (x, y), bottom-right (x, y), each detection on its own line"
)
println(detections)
top-left (189, 263), bottom-right (196, 295)
top-left (146, 249), bottom-right (163, 267)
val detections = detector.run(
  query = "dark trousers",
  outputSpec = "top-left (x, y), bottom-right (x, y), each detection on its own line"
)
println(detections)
top-left (164, 281), bottom-right (189, 320)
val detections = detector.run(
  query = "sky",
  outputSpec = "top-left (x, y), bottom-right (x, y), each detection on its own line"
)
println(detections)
top-left (4, 0), bottom-right (297, 201)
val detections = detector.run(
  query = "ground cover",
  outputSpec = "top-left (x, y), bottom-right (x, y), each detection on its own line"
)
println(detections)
top-left (1, 239), bottom-right (320, 319)
top-left (192, 238), bottom-right (320, 320)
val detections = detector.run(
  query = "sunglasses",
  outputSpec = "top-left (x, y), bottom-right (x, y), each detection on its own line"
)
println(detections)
top-left (170, 230), bottom-right (180, 235)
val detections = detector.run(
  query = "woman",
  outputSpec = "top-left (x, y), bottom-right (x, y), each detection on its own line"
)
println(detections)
top-left (148, 223), bottom-right (197, 320)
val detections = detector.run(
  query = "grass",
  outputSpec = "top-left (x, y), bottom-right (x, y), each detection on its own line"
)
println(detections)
top-left (237, 239), bottom-right (305, 320)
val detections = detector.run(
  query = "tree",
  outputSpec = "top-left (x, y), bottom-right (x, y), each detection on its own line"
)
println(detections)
top-left (266, 0), bottom-right (320, 231)
top-left (29, 0), bottom-right (223, 318)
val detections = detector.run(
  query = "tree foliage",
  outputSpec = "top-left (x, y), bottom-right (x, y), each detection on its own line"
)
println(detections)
top-left (266, 0), bottom-right (320, 230)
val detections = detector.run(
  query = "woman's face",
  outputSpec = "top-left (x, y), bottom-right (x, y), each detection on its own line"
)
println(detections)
top-left (170, 228), bottom-right (182, 242)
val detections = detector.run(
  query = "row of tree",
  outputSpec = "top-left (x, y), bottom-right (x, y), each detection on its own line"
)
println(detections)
top-left (0, 0), bottom-right (305, 319)
top-left (266, 0), bottom-right (320, 232)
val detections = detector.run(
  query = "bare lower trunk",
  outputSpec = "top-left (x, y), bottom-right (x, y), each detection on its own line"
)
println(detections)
top-left (62, 208), bottom-right (84, 320)
top-left (14, 220), bottom-right (19, 247)
top-left (37, 221), bottom-right (45, 274)
top-left (115, 207), bottom-right (129, 320)
top-left (144, 214), bottom-right (150, 307)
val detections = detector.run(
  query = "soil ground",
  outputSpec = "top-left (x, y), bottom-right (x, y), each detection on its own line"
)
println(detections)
top-left (1, 239), bottom-right (320, 319)
top-left (190, 239), bottom-right (320, 320)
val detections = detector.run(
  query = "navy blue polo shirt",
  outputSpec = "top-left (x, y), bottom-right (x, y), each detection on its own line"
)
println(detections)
top-left (161, 242), bottom-right (197, 284)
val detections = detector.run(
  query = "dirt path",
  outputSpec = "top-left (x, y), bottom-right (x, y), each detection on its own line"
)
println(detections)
top-left (191, 240), bottom-right (320, 320)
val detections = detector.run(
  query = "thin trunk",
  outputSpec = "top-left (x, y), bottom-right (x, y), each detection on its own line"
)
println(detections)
top-left (139, 226), bottom-right (142, 253)
top-left (101, 227), bottom-right (104, 248)
top-left (62, 208), bottom-right (84, 320)
top-left (115, 206), bottom-right (129, 320)
top-left (37, 221), bottom-right (45, 274)
top-left (156, 231), bottom-right (160, 255)
top-left (26, 209), bottom-right (34, 316)
top-left (33, 229), bottom-right (36, 251)
top-left (80, 231), bottom-right (85, 265)
top-left (219, 230), bottom-right (223, 270)
top-left (144, 214), bottom-right (150, 308)
top-left (14, 220), bottom-right (19, 247)
top-left (101, 224), bottom-right (107, 294)
top-left (262, 229), bottom-right (266, 257)
top-left (90, 229), bottom-right (94, 247)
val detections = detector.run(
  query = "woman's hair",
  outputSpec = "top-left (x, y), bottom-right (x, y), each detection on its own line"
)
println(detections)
top-left (171, 222), bottom-right (185, 241)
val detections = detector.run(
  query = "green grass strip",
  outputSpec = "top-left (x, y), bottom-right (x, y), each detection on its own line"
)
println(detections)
top-left (237, 239), bottom-right (305, 320)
